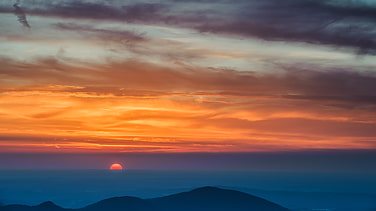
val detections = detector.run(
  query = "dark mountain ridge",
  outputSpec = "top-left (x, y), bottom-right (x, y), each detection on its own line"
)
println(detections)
top-left (149, 186), bottom-right (289, 211)
top-left (1, 186), bottom-right (289, 211)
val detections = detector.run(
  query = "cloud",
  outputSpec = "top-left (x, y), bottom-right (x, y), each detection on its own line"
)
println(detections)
top-left (2, 1), bottom-right (376, 152)
top-left (1, 0), bottom-right (376, 54)
top-left (1, 57), bottom-right (376, 106)
top-left (1, 56), bottom-right (376, 152)
top-left (30, 1), bottom-right (168, 22)
top-left (1, 57), bottom-right (376, 137)
top-left (217, 117), bottom-right (376, 137)
top-left (52, 22), bottom-right (227, 61)
top-left (13, 0), bottom-right (30, 28)
top-left (54, 22), bottom-right (147, 44)
top-left (195, 0), bottom-right (376, 54)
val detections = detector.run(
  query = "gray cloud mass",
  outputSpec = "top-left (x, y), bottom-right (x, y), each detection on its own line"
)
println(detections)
top-left (1, 0), bottom-right (376, 54)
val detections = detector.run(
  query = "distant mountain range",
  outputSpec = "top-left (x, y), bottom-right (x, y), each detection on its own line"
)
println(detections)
top-left (0, 186), bottom-right (290, 211)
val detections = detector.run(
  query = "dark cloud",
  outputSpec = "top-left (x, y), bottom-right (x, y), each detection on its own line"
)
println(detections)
top-left (276, 66), bottom-right (376, 104)
top-left (4, 0), bottom-right (376, 53)
top-left (1, 56), bottom-right (376, 111)
top-left (2, 0), bottom-right (376, 53)
top-left (196, 0), bottom-right (376, 54)
top-left (120, 3), bottom-right (168, 22)
top-left (32, 1), bottom-right (168, 22)
top-left (13, 1), bottom-right (30, 28)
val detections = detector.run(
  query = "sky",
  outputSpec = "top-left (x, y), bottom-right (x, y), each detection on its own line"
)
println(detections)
top-left (1, 0), bottom-right (376, 156)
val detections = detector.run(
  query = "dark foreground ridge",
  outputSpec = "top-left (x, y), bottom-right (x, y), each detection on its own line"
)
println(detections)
top-left (0, 186), bottom-right (290, 211)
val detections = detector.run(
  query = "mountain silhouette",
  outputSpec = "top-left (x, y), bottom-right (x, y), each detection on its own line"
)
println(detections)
top-left (0, 201), bottom-right (64, 211)
top-left (0, 187), bottom-right (289, 211)
top-left (80, 196), bottom-right (154, 211)
top-left (149, 186), bottom-right (289, 211)
top-left (34, 201), bottom-right (65, 211)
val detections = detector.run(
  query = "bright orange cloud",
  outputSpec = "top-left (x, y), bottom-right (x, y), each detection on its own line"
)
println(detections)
top-left (1, 58), bottom-right (376, 153)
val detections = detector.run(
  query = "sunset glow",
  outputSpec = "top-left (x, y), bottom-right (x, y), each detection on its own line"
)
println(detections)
top-left (1, 0), bottom-right (376, 153)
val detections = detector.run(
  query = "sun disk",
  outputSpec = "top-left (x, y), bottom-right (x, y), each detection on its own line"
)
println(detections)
top-left (109, 163), bottom-right (123, 170)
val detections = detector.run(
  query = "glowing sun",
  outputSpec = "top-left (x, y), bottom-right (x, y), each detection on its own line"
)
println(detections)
top-left (109, 163), bottom-right (123, 170)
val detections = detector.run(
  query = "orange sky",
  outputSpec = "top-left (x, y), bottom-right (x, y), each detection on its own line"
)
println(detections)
top-left (1, 0), bottom-right (376, 153)
top-left (1, 59), bottom-right (376, 153)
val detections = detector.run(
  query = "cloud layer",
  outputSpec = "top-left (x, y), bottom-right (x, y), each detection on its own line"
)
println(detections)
top-left (0, 0), bottom-right (375, 152)
top-left (1, 56), bottom-right (376, 152)
top-left (2, 0), bottom-right (376, 53)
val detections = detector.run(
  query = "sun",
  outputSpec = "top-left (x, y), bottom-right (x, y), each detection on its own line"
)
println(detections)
top-left (109, 163), bottom-right (123, 170)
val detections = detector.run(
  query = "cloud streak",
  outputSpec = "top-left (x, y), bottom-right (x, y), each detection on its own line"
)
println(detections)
top-left (197, 0), bottom-right (376, 54)
top-left (2, 0), bottom-right (376, 53)
top-left (2, 57), bottom-right (376, 109)
top-left (13, 0), bottom-right (30, 28)
top-left (54, 22), bottom-right (147, 45)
